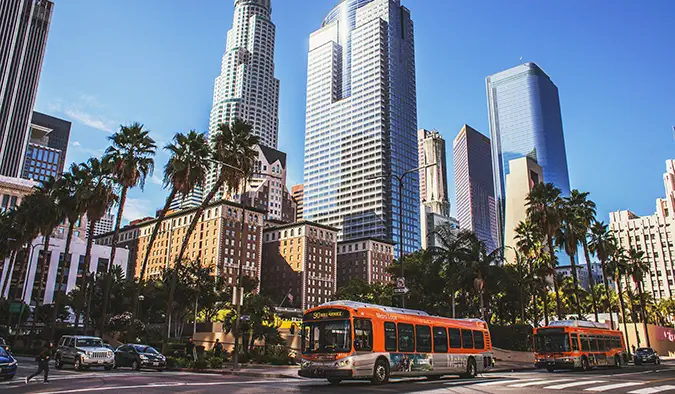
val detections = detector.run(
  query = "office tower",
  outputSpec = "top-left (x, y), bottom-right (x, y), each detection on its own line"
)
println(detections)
top-left (453, 125), bottom-right (498, 252)
top-left (292, 184), bottom-right (304, 221)
top-left (336, 238), bottom-right (394, 289)
top-left (418, 129), bottom-right (451, 249)
top-left (303, 0), bottom-right (419, 258)
top-left (89, 212), bottom-right (114, 238)
top-left (503, 157), bottom-right (543, 263)
top-left (0, 0), bottom-right (54, 178)
top-left (486, 62), bottom-right (571, 248)
top-left (609, 160), bottom-right (675, 300)
top-left (21, 111), bottom-right (71, 181)
top-left (261, 221), bottom-right (338, 310)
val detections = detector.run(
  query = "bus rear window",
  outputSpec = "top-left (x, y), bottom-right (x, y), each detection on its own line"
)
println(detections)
top-left (473, 331), bottom-right (484, 349)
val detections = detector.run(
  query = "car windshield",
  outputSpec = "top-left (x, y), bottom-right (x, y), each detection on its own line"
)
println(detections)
top-left (0, 347), bottom-right (8, 357)
top-left (534, 334), bottom-right (570, 353)
top-left (133, 345), bottom-right (159, 354)
top-left (636, 348), bottom-right (652, 353)
top-left (302, 320), bottom-right (352, 354)
top-left (76, 338), bottom-right (103, 348)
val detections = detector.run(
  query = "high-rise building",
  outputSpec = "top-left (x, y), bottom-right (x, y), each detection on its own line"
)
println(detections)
top-left (303, 0), bottom-right (420, 258)
top-left (21, 111), bottom-right (71, 182)
top-left (453, 125), bottom-right (498, 252)
top-left (609, 160), bottom-right (675, 300)
top-left (88, 212), bottom-right (114, 238)
top-left (486, 62), bottom-right (570, 248)
top-left (336, 237), bottom-right (394, 289)
top-left (418, 129), bottom-right (451, 249)
top-left (291, 184), bottom-right (304, 221)
top-left (0, 0), bottom-right (53, 178)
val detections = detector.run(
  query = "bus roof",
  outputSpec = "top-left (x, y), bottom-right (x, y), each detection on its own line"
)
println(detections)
top-left (547, 320), bottom-right (609, 329)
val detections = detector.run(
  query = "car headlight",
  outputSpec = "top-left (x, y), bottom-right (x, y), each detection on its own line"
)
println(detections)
top-left (107, 351), bottom-right (113, 357)
top-left (8, 360), bottom-right (17, 366)
top-left (85, 351), bottom-right (92, 356)
top-left (139, 355), bottom-right (147, 360)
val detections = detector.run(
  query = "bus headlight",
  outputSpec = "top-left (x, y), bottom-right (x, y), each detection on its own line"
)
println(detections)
top-left (334, 358), bottom-right (351, 368)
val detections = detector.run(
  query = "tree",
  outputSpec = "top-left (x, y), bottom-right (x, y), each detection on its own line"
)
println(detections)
top-left (556, 198), bottom-right (583, 319)
top-left (333, 279), bottom-right (394, 306)
top-left (102, 123), bottom-right (156, 331)
top-left (627, 248), bottom-right (651, 347)
top-left (428, 226), bottom-right (472, 317)
top-left (526, 182), bottom-right (564, 319)
top-left (588, 221), bottom-right (618, 328)
top-left (514, 219), bottom-right (543, 325)
top-left (607, 247), bottom-right (632, 352)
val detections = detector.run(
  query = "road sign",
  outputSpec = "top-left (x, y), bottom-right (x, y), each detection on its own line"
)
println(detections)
top-left (9, 302), bottom-right (25, 314)
top-left (396, 277), bottom-right (406, 289)
top-left (393, 287), bottom-right (409, 295)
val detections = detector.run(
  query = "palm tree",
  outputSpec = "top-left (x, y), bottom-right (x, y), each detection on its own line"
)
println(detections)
top-left (589, 222), bottom-right (617, 328)
top-left (526, 182), bottom-right (564, 319)
top-left (556, 199), bottom-right (583, 319)
top-left (514, 220), bottom-right (541, 324)
top-left (428, 226), bottom-right (471, 318)
top-left (627, 248), bottom-right (651, 347)
top-left (462, 232), bottom-right (502, 322)
top-left (607, 247), bottom-right (632, 352)
top-left (165, 120), bottom-right (258, 343)
top-left (101, 123), bottom-right (156, 330)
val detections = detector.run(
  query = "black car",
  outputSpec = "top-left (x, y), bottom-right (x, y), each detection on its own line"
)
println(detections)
top-left (0, 346), bottom-right (17, 380)
top-left (635, 347), bottom-right (661, 365)
top-left (114, 344), bottom-right (166, 371)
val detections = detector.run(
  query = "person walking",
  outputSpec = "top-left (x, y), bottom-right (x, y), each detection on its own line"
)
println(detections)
top-left (213, 338), bottom-right (223, 358)
top-left (185, 338), bottom-right (197, 360)
top-left (26, 343), bottom-right (51, 384)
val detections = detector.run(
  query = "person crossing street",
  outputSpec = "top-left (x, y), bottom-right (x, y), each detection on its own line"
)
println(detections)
top-left (26, 343), bottom-right (52, 384)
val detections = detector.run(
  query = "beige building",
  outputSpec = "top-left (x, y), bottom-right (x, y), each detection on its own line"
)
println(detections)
top-left (261, 221), bottom-right (338, 310)
top-left (291, 184), bottom-right (303, 221)
top-left (503, 157), bottom-right (543, 264)
top-left (0, 174), bottom-right (37, 212)
top-left (609, 160), bottom-right (675, 300)
top-left (336, 237), bottom-right (395, 289)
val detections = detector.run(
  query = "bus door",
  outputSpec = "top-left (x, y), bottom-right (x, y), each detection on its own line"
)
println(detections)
top-left (353, 318), bottom-right (374, 376)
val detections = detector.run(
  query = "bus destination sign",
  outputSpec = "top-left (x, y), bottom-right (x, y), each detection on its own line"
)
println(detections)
top-left (304, 308), bottom-right (349, 321)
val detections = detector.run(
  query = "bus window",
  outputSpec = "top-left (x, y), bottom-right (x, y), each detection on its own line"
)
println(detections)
top-left (590, 337), bottom-right (598, 352)
top-left (384, 322), bottom-right (397, 351)
top-left (354, 319), bottom-right (373, 351)
top-left (398, 324), bottom-right (415, 352)
top-left (473, 331), bottom-right (485, 349)
top-left (461, 329), bottom-right (473, 349)
top-left (571, 334), bottom-right (580, 351)
top-left (416, 325), bottom-right (432, 353)
top-left (602, 337), bottom-right (609, 351)
top-left (449, 328), bottom-right (461, 349)
top-left (433, 327), bottom-right (448, 353)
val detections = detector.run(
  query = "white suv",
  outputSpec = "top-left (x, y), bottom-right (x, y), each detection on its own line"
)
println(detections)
top-left (55, 336), bottom-right (114, 371)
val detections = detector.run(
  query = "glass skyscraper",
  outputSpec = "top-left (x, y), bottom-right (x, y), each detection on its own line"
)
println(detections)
top-left (303, 0), bottom-right (420, 258)
top-left (486, 62), bottom-right (571, 247)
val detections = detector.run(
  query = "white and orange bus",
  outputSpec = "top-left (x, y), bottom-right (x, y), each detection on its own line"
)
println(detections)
top-left (534, 320), bottom-right (628, 372)
top-left (299, 301), bottom-right (493, 385)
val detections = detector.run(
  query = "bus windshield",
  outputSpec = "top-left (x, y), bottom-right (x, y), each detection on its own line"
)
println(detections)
top-left (302, 320), bottom-right (352, 354)
top-left (535, 334), bottom-right (570, 353)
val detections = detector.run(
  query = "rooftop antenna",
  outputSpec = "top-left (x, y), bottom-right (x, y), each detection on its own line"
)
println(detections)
top-left (519, 56), bottom-right (523, 64)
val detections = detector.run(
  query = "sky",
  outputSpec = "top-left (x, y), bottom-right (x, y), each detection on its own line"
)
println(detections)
top-left (34, 0), bottom-right (675, 225)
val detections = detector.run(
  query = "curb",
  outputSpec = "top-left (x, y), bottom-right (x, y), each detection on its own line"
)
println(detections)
top-left (168, 367), bottom-right (302, 379)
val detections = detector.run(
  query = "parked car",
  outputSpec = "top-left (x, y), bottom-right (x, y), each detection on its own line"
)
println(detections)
top-left (55, 335), bottom-right (115, 371)
top-left (635, 348), bottom-right (661, 365)
top-left (114, 344), bottom-right (166, 372)
top-left (0, 346), bottom-right (17, 380)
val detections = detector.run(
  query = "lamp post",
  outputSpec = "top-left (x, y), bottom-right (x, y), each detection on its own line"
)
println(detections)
top-left (367, 163), bottom-right (436, 308)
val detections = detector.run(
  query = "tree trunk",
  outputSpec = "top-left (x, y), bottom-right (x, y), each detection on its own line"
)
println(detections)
top-left (13, 244), bottom-right (31, 301)
top-left (50, 221), bottom-right (76, 340)
top-left (542, 286), bottom-right (549, 326)
top-left (451, 292), bottom-right (456, 318)
top-left (1, 249), bottom-right (17, 298)
top-left (625, 277), bottom-right (641, 346)
top-left (639, 283), bottom-right (651, 347)
top-left (601, 258), bottom-right (614, 329)
top-left (101, 186), bottom-right (128, 334)
top-left (616, 274), bottom-right (631, 353)
top-left (547, 237), bottom-right (562, 319)
top-left (552, 274), bottom-right (561, 320)
top-left (582, 240), bottom-right (599, 322)
top-left (83, 219), bottom-right (97, 335)
top-left (569, 253), bottom-right (583, 319)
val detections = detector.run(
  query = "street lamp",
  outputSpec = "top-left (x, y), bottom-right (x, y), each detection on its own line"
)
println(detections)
top-left (367, 162), bottom-right (436, 308)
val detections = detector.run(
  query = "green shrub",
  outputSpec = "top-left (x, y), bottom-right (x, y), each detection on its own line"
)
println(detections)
top-left (206, 356), bottom-right (224, 369)
top-left (166, 356), bottom-right (191, 369)
top-left (192, 358), bottom-right (209, 370)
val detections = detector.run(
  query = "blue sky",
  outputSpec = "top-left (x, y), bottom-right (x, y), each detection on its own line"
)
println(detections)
top-left (35, 0), bottom-right (675, 224)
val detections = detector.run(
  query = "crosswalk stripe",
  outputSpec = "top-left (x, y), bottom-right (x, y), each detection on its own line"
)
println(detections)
top-left (628, 385), bottom-right (675, 394)
top-left (545, 380), bottom-right (606, 389)
top-left (508, 379), bottom-right (571, 388)
top-left (584, 382), bottom-right (644, 392)
top-left (474, 378), bottom-right (534, 386)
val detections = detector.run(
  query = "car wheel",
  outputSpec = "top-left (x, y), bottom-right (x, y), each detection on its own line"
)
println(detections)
top-left (74, 357), bottom-right (83, 371)
top-left (132, 360), bottom-right (140, 371)
top-left (581, 356), bottom-right (590, 372)
top-left (104, 365), bottom-right (113, 371)
top-left (656, 358), bottom-right (661, 365)
top-left (371, 358), bottom-right (390, 385)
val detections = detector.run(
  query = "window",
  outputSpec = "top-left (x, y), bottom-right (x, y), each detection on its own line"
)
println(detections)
top-left (433, 327), bottom-right (448, 353)
top-left (398, 323), bottom-right (414, 352)
top-left (581, 335), bottom-right (590, 351)
top-left (449, 328), bottom-right (461, 348)
top-left (416, 325), bottom-right (431, 352)
top-left (354, 319), bottom-right (372, 351)
top-left (461, 329), bottom-right (473, 349)
top-left (590, 337), bottom-right (598, 352)
top-left (571, 334), bottom-right (580, 351)
top-left (384, 322), bottom-right (397, 351)
top-left (473, 331), bottom-right (485, 349)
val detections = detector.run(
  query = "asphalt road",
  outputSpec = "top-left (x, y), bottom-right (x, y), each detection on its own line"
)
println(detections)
top-left (4, 358), bottom-right (675, 393)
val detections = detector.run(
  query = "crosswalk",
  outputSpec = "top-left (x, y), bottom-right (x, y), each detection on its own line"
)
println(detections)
top-left (467, 376), bottom-right (675, 393)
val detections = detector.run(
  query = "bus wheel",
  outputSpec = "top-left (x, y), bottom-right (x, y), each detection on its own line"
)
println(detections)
top-left (327, 378), bottom-right (342, 385)
top-left (580, 356), bottom-right (590, 372)
top-left (371, 358), bottom-right (390, 385)
top-left (461, 358), bottom-right (477, 378)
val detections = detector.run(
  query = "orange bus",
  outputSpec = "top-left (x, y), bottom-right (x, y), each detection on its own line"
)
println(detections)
top-left (299, 301), bottom-right (493, 385)
top-left (533, 320), bottom-right (628, 372)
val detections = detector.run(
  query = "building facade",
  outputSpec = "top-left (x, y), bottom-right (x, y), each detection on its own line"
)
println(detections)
top-left (453, 124), bottom-right (498, 252)
top-left (90, 212), bottom-right (115, 238)
top-left (291, 184), bottom-right (304, 221)
top-left (609, 160), bottom-right (675, 300)
top-left (486, 62), bottom-right (570, 248)
top-left (0, 174), bottom-right (37, 212)
top-left (336, 237), bottom-right (394, 289)
top-left (303, 0), bottom-right (420, 258)
top-left (0, 0), bottom-right (53, 178)
top-left (418, 129), bottom-right (449, 216)
top-left (21, 111), bottom-right (71, 181)
top-left (94, 217), bottom-right (146, 280)
top-left (261, 221), bottom-right (337, 310)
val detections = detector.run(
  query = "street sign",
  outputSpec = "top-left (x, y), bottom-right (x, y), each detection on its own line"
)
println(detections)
top-left (9, 302), bottom-right (25, 314)
top-left (393, 287), bottom-right (409, 295)
top-left (396, 277), bottom-right (406, 289)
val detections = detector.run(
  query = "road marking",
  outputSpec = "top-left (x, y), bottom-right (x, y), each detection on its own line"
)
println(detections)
top-left (508, 379), bottom-right (571, 387)
top-left (474, 378), bottom-right (526, 386)
top-left (544, 380), bottom-right (606, 389)
top-left (629, 385), bottom-right (675, 394)
top-left (585, 382), bottom-right (644, 391)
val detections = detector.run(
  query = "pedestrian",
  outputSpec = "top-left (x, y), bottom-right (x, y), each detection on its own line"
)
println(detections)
top-left (26, 343), bottom-right (51, 384)
top-left (213, 338), bottom-right (223, 358)
top-left (632, 345), bottom-right (636, 355)
top-left (185, 338), bottom-right (196, 360)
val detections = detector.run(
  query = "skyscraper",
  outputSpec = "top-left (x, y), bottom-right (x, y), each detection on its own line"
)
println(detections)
top-left (21, 111), bottom-right (71, 182)
top-left (291, 184), bottom-right (304, 221)
top-left (453, 125), bottom-right (497, 252)
top-left (418, 129), bottom-right (449, 217)
top-left (0, 0), bottom-right (53, 178)
top-left (303, 0), bottom-right (419, 258)
top-left (486, 62), bottom-right (571, 248)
